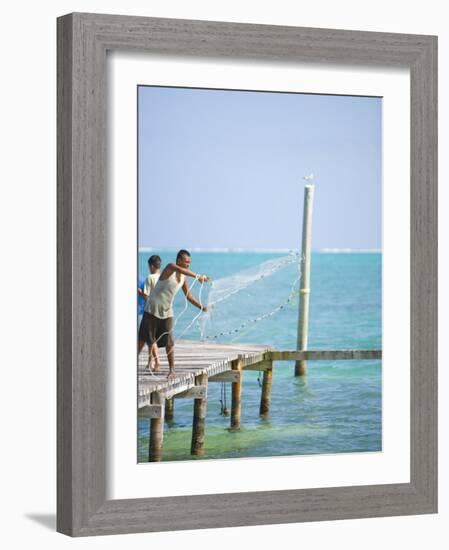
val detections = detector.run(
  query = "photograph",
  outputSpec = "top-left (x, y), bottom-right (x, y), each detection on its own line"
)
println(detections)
top-left (136, 84), bottom-right (382, 463)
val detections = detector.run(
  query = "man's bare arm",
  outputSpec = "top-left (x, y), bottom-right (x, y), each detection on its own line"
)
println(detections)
top-left (166, 262), bottom-right (208, 283)
top-left (182, 280), bottom-right (207, 311)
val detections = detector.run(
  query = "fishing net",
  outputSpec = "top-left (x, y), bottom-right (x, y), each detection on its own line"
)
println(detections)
top-left (196, 251), bottom-right (302, 343)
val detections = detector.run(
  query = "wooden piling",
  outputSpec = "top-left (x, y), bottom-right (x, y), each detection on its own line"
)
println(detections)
top-left (230, 357), bottom-right (243, 430)
top-left (149, 392), bottom-right (165, 462)
top-left (259, 361), bottom-right (273, 416)
top-left (165, 398), bottom-right (174, 422)
top-left (295, 183), bottom-right (315, 376)
top-left (191, 373), bottom-right (208, 456)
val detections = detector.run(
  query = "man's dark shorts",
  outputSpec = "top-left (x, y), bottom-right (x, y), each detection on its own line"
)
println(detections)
top-left (138, 312), bottom-right (173, 348)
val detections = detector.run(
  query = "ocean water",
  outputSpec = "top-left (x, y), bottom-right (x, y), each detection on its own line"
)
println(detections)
top-left (137, 251), bottom-right (382, 462)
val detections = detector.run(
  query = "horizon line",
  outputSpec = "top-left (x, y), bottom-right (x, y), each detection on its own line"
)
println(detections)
top-left (138, 247), bottom-right (382, 254)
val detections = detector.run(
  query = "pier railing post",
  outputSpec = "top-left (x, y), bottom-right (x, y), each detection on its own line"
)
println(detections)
top-left (295, 183), bottom-right (315, 376)
top-left (230, 356), bottom-right (243, 430)
top-left (191, 373), bottom-right (208, 456)
top-left (259, 360), bottom-right (274, 416)
top-left (149, 392), bottom-right (165, 462)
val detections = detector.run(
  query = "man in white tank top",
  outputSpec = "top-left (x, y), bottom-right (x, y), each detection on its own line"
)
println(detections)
top-left (145, 249), bottom-right (209, 378)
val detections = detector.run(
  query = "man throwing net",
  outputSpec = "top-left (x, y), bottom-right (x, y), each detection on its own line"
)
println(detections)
top-left (144, 249), bottom-right (209, 379)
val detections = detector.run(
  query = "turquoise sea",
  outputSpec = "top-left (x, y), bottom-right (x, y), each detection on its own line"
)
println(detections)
top-left (137, 251), bottom-right (382, 462)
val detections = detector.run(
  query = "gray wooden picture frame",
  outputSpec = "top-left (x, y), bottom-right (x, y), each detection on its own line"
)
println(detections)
top-left (57, 12), bottom-right (438, 537)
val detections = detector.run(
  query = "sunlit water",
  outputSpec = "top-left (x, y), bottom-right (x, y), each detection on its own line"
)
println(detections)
top-left (137, 251), bottom-right (381, 462)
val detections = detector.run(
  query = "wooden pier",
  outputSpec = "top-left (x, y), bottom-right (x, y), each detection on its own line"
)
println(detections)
top-left (138, 340), bottom-right (381, 462)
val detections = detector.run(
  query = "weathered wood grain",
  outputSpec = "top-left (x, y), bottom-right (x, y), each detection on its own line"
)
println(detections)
top-left (191, 373), bottom-right (209, 456)
top-left (270, 350), bottom-right (382, 361)
top-left (259, 361), bottom-right (273, 416)
top-left (231, 357), bottom-right (243, 430)
top-left (138, 340), bottom-right (269, 406)
top-left (149, 392), bottom-right (165, 462)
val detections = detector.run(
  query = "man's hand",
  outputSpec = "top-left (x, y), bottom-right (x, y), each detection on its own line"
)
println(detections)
top-left (201, 305), bottom-right (208, 312)
top-left (198, 274), bottom-right (209, 284)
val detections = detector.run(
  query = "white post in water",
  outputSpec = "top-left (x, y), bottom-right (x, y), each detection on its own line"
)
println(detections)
top-left (295, 180), bottom-right (315, 376)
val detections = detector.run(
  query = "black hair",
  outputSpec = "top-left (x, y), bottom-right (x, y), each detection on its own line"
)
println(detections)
top-left (148, 255), bottom-right (161, 269)
top-left (176, 249), bottom-right (191, 262)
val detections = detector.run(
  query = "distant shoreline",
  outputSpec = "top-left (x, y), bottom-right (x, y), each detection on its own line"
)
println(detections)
top-left (138, 247), bottom-right (381, 254)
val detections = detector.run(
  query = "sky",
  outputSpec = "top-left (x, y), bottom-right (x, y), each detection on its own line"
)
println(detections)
top-left (138, 86), bottom-right (381, 251)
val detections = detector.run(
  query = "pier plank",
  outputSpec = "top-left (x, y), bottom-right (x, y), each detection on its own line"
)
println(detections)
top-left (138, 340), bottom-right (270, 407)
top-left (270, 349), bottom-right (382, 361)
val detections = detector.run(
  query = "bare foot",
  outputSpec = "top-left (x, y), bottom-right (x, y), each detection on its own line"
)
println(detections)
top-left (153, 361), bottom-right (161, 373)
top-left (147, 358), bottom-right (161, 373)
top-left (166, 369), bottom-right (176, 379)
